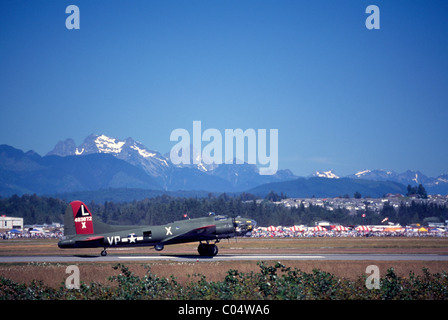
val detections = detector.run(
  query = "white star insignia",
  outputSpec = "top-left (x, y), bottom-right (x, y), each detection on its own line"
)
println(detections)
top-left (128, 233), bottom-right (137, 243)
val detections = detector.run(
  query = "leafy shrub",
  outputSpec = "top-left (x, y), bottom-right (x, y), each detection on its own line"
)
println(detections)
top-left (1, 262), bottom-right (447, 300)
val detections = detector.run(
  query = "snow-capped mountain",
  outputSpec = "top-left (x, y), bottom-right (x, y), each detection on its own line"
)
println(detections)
top-left (346, 169), bottom-right (448, 194)
top-left (347, 169), bottom-right (433, 185)
top-left (348, 169), bottom-right (398, 181)
top-left (2, 138), bottom-right (448, 197)
top-left (0, 144), bottom-right (162, 195)
top-left (395, 170), bottom-right (434, 186)
top-left (429, 174), bottom-right (448, 194)
top-left (165, 143), bottom-right (218, 173)
top-left (49, 135), bottom-right (166, 162)
top-left (47, 134), bottom-right (172, 187)
top-left (311, 170), bottom-right (340, 179)
top-left (310, 168), bottom-right (448, 195)
top-left (435, 174), bottom-right (448, 185)
top-left (46, 134), bottom-right (297, 192)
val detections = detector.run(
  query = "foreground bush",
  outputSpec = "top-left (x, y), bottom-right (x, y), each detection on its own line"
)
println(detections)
top-left (1, 262), bottom-right (447, 300)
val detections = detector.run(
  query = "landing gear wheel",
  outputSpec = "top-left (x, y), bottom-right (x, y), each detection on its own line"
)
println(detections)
top-left (101, 249), bottom-right (107, 256)
top-left (198, 243), bottom-right (218, 256)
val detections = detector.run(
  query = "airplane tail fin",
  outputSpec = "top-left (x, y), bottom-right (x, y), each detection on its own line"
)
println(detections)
top-left (63, 201), bottom-right (94, 236)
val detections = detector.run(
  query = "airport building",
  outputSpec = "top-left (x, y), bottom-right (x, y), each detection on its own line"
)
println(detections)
top-left (0, 216), bottom-right (23, 230)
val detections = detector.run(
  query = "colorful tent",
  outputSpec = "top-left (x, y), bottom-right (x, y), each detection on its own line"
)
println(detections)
top-left (334, 225), bottom-right (349, 231)
top-left (311, 226), bottom-right (326, 232)
top-left (355, 226), bottom-right (372, 232)
top-left (7, 229), bottom-right (22, 233)
top-left (290, 226), bottom-right (305, 232)
top-left (267, 226), bottom-right (277, 232)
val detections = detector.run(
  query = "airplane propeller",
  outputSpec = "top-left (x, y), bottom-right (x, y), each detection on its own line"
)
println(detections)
top-left (233, 217), bottom-right (257, 236)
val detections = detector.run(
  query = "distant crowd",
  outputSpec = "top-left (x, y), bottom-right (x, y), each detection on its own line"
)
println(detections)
top-left (251, 228), bottom-right (448, 238)
top-left (1, 227), bottom-right (446, 240)
top-left (1, 230), bottom-right (62, 240)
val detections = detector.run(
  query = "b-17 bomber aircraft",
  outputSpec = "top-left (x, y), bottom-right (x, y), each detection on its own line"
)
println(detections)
top-left (58, 201), bottom-right (256, 256)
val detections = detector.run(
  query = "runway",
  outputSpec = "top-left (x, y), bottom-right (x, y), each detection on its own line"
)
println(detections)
top-left (1, 253), bottom-right (448, 263)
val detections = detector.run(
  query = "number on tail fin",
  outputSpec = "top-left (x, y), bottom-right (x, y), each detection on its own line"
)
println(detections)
top-left (71, 201), bottom-right (94, 235)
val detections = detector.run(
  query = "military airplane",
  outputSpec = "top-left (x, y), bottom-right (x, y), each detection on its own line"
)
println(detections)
top-left (58, 200), bottom-right (256, 256)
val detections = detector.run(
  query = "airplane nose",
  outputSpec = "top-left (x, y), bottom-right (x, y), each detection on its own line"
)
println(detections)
top-left (234, 218), bottom-right (257, 235)
top-left (246, 219), bottom-right (257, 231)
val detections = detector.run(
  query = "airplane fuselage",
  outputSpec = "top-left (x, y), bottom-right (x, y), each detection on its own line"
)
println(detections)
top-left (58, 201), bottom-right (255, 256)
top-left (58, 215), bottom-right (236, 249)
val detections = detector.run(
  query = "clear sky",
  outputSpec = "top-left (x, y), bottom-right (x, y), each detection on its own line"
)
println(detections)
top-left (1, 0), bottom-right (447, 177)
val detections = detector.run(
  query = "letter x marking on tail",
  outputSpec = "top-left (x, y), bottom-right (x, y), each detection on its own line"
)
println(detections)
top-left (165, 227), bottom-right (172, 236)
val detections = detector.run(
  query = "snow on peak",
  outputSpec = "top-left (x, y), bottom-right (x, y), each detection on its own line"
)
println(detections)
top-left (412, 173), bottom-right (419, 184)
top-left (75, 148), bottom-right (85, 155)
top-left (94, 135), bottom-right (125, 154)
top-left (198, 162), bottom-right (208, 172)
top-left (130, 145), bottom-right (156, 158)
top-left (313, 170), bottom-right (340, 179)
top-left (355, 169), bottom-right (371, 177)
top-left (436, 176), bottom-right (448, 185)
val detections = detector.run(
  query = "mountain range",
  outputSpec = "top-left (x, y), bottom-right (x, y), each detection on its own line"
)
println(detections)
top-left (311, 169), bottom-right (448, 195)
top-left (1, 134), bottom-right (447, 200)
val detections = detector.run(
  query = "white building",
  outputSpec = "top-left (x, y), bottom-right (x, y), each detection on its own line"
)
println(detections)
top-left (0, 216), bottom-right (24, 230)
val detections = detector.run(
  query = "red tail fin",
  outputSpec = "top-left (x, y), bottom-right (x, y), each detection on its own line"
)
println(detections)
top-left (70, 201), bottom-right (94, 235)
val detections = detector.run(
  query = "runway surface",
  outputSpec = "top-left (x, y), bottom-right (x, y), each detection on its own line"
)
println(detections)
top-left (1, 253), bottom-right (448, 263)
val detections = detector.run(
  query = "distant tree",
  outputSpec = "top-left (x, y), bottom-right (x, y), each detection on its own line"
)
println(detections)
top-left (218, 193), bottom-right (230, 201)
top-left (417, 184), bottom-right (428, 199)
top-left (265, 191), bottom-right (285, 202)
top-left (1, 191), bottom-right (446, 227)
top-left (406, 184), bottom-right (416, 196)
top-left (354, 191), bottom-right (362, 199)
top-left (406, 184), bottom-right (427, 198)
top-left (238, 192), bottom-right (258, 201)
top-left (207, 192), bottom-right (216, 200)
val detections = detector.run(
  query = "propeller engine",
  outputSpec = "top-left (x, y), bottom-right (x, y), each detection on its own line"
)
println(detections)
top-left (233, 217), bottom-right (257, 236)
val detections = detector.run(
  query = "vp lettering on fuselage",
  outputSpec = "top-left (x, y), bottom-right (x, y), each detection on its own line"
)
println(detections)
top-left (107, 236), bottom-right (121, 246)
top-left (106, 234), bottom-right (144, 246)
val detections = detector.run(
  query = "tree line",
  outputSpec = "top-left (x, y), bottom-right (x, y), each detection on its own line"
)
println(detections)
top-left (0, 193), bottom-right (447, 227)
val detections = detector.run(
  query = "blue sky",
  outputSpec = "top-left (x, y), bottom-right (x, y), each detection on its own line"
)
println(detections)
top-left (1, 0), bottom-right (447, 177)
